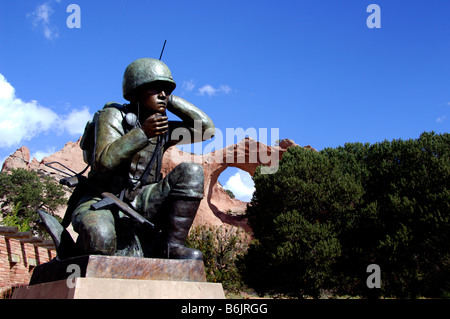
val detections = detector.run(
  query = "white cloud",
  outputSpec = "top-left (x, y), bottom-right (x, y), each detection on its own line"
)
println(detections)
top-left (31, 147), bottom-right (56, 162)
top-left (0, 74), bottom-right (15, 100)
top-left (219, 85), bottom-right (232, 94)
top-left (224, 171), bottom-right (255, 202)
top-left (197, 84), bottom-right (232, 97)
top-left (198, 85), bottom-right (216, 96)
top-left (28, 2), bottom-right (59, 40)
top-left (0, 155), bottom-right (8, 168)
top-left (182, 79), bottom-right (196, 92)
top-left (59, 106), bottom-right (92, 135)
top-left (34, 3), bottom-right (52, 24)
top-left (436, 115), bottom-right (447, 123)
top-left (0, 74), bottom-right (92, 148)
top-left (0, 74), bottom-right (59, 147)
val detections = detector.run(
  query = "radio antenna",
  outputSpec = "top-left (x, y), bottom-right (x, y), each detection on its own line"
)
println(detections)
top-left (159, 40), bottom-right (167, 60)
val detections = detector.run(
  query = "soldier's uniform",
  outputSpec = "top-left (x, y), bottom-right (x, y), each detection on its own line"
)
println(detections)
top-left (70, 58), bottom-right (214, 260)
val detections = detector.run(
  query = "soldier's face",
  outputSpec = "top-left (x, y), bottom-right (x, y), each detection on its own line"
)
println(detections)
top-left (138, 82), bottom-right (173, 115)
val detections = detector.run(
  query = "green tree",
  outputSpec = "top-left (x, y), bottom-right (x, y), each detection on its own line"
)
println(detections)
top-left (362, 132), bottom-right (450, 297)
top-left (242, 132), bottom-right (449, 298)
top-left (225, 189), bottom-right (235, 199)
top-left (187, 224), bottom-right (249, 292)
top-left (243, 146), bottom-right (361, 298)
top-left (0, 168), bottom-right (66, 235)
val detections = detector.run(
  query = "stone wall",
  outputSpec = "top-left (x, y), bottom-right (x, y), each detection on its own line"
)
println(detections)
top-left (0, 226), bottom-right (56, 297)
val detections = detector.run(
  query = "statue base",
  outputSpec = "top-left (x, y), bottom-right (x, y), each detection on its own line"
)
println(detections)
top-left (12, 255), bottom-right (225, 299)
top-left (12, 277), bottom-right (225, 299)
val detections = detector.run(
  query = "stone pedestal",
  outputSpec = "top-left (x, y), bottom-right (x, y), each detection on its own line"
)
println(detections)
top-left (12, 278), bottom-right (225, 299)
top-left (12, 255), bottom-right (225, 299)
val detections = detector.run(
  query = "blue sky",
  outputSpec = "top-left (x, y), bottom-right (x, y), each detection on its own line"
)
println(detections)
top-left (0, 0), bottom-right (449, 201)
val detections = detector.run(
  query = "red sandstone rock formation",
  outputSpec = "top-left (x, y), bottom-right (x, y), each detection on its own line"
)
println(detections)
top-left (1, 137), bottom-right (309, 230)
top-left (1, 146), bottom-right (33, 171)
top-left (1, 139), bottom-right (86, 180)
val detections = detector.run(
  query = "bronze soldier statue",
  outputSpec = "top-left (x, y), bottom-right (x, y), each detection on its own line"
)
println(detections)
top-left (64, 58), bottom-right (214, 260)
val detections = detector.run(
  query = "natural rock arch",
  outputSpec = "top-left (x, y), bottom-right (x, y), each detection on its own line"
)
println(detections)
top-left (161, 137), bottom-right (304, 231)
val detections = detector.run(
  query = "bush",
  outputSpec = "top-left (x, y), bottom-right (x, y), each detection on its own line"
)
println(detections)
top-left (187, 224), bottom-right (249, 292)
top-left (242, 132), bottom-right (449, 298)
top-left (0, 168), bottom-right (66, 235)
top-left (225, 189), bottom-right (235, 199)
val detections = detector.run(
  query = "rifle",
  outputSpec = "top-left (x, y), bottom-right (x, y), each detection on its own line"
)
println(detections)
top-left (45, 161), bottom-right (154, 229)
top-left (92, 192), bottom-right (155, 229)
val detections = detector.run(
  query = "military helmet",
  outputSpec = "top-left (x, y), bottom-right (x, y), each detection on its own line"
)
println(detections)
top-left (122, 58), bottom-right (176, 101)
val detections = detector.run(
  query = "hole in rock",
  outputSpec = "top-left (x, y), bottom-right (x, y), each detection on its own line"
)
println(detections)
top-left (217, 167), bottom-right (255, 203)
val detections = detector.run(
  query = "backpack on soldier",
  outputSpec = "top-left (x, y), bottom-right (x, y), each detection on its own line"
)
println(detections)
top-left (79, 102), bottom-right (129, 165)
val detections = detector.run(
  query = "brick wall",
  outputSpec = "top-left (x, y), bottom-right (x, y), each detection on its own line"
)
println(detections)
top-left (0, 228), bottom-right (56, 296)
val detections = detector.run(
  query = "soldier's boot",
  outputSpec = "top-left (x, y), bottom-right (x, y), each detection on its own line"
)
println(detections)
top-left (162, 197), bottom-right (203, 260)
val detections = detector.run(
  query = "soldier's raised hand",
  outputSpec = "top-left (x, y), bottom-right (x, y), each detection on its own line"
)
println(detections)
top-left (141, 113), bottom-right (169, 138)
